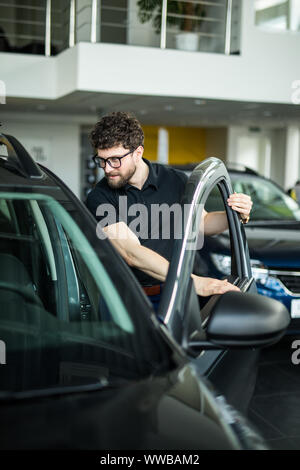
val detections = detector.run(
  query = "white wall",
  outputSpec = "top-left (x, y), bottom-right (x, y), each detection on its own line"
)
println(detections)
top-left (0, 53), bottom-right (56, 99)
top-left (1, 0), bottom-right (300, 104)
top-left (0, 113), bottom-right (83, 197)
top-left (227, 126), bottom-right (269, 175)
top-left (226, 124), bottom-right (300, 189)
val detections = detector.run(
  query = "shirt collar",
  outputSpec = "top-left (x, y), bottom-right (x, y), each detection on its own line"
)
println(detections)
top-left (142, 158), bottom-right (158, 190)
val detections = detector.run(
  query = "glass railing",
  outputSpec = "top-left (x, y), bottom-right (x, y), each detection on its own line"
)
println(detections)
top-left (254, 0), bottom-right (300, 32)
top-left (0, 0), bottom-right (241, 56)
top-left (0, 0), bottom-right (70, 55)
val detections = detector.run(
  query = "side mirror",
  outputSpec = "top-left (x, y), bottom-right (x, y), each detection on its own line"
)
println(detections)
top-left (187, 291), bottom-right (290, 352)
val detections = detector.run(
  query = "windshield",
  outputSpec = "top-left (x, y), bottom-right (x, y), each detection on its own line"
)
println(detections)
top-left (0, 193), bottom-right (167, 395)
top-left (231, 174), bottom-right (300, 221)
top-left (205, 174), bottom-right (300, 222)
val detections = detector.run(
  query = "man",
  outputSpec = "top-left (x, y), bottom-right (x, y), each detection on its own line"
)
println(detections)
top-left (87, 112), bottom-right (252, 310)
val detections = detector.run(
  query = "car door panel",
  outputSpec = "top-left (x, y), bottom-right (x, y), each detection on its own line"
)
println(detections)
top-left (159, 158), bottom-right (259, 413)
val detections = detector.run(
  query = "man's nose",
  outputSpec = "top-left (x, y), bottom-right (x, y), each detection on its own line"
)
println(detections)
top-left (104, 161), bottom-right (114, 173)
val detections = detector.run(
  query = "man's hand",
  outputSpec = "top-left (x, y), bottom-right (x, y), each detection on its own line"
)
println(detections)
top-left (192, 274), bottom-right (240, 296)
top-left (227, 192), bottom-right (252, 221)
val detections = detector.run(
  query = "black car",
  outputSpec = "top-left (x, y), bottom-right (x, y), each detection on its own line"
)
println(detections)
top-left (0, 134), bottom-right (290, 450)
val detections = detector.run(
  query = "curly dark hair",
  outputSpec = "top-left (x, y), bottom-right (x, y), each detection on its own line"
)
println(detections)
top-left (89, 111), bottom-right (144, 151)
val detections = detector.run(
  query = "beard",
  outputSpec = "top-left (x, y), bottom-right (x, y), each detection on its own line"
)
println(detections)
top-left (105, 165), bottom-right (136, 189)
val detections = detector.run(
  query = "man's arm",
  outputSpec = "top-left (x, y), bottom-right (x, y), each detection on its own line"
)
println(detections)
top-left (103, 222), bottom-right (168, 281)
top-left (202, 209), bottom-right (228, 236)
top-left (103, 222), bottom-right (239, 296)
top-left (203, 192), bottom-right (253, 235)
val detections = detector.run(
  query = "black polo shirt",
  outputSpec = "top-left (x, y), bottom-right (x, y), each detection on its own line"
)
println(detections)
top-left (86, 158), bottom-right (188, 286)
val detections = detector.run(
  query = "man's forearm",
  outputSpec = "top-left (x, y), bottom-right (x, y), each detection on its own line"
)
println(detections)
top-left (202, 192), bottom-right (253, 236)
top-left (123, 240), bottom-right (239, 296)
top-left (104, 222), bottom-right (169, 282)
top-left (124, 241), bottom-right (169, 281)
top-left (104, 222), bottom-right (239, 296)
top-left (203, 210), bottom-right (228, 236)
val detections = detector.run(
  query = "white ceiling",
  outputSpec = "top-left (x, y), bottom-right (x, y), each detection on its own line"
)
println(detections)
top-left (4, 91), bottom-right (300, 128)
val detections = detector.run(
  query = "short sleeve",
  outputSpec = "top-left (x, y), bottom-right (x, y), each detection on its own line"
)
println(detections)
top-left (86, 184), bottom-right (118, 226)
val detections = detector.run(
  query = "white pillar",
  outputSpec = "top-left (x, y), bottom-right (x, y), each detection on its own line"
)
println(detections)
top-left (284, 126), bottom-right (300, 190)
top-left (157, 127), bottom-right (169, 164)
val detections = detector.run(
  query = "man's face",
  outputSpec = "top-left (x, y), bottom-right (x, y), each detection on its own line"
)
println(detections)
top-left (97, 145), bottom-right (137, 189)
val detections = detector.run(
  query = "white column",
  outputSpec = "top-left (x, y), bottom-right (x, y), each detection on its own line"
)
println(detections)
top-left (284, 126), bottom-right (300, 190)
top-left (91, 0), bottom-right (99, 43)
top-left (45, 0), bottom-right (52, 56)
top-left (157, 127), bottom-right (169, 164)
top-left (69, 0), bottom-right (76, 48)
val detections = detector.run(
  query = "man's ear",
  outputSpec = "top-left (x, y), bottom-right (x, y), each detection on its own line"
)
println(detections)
top-left (135, 145), bottom-right (144, 159)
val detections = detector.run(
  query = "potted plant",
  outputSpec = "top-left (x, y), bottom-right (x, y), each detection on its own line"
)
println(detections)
top-left (137, 0), bottom-right (206, 51)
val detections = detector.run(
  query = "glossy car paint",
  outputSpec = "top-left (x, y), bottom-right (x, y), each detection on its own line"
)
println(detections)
top-left (0, 361), bottom-right (265, 450)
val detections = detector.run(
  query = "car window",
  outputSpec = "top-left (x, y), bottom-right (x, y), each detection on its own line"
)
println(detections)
top-left (230, 174), bottom-right (300, 221)
top-left (191, 184), bottom-right (240, 322)
top-left (195, 185), bottom-right (233, 282)
top-left (0, 193), bottom-right (168, 394)
top-left (0, 199), bottom-right (11, 222)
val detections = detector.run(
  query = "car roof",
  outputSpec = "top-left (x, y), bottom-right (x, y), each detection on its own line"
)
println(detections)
top-left (169, 162), bottom-right (258, 176)
top-left (0, 133), bottom-right (59, 189)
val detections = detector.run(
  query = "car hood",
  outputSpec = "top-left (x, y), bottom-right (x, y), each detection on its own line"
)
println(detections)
top-left (204, 222), bottom-right (300, 270)
top-left (245, 223), bottom-right (300, 268)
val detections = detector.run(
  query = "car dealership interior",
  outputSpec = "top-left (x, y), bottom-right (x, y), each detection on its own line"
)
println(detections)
top-left (1, 0), bottom-right (300, 452)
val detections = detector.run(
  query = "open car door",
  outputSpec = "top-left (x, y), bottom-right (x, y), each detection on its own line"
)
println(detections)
top-left (158, 158), bottom-right (290, 414)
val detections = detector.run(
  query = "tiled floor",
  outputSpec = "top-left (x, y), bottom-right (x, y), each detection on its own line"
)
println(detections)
top-left (248, 336), bottom-right (300, 450)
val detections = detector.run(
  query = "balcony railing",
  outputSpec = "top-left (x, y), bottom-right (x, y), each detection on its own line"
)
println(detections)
top-left (254, 0), bottom-right (300, 32)
top-left (0, 0), bottom-right (241, 56)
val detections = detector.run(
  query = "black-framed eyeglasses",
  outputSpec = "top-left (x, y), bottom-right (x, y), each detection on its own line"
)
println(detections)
top-left (92, 149), bottom-right (134, 169)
